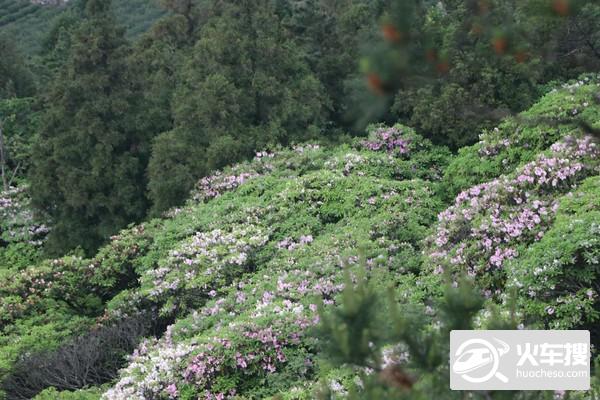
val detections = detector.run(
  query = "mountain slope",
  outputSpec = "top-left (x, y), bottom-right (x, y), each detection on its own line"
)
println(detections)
top-left (0, 76), bottom-right (599, 399)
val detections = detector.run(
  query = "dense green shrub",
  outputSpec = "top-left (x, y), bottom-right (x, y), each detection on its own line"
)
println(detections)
top-left (441, 75), bottom-right (600, 200)
top-left (507, 176), bottom-right (600, 334)
top-left (34, 387), bottom-right (103, 400)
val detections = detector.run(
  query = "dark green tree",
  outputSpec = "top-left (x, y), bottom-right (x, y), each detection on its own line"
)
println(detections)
top-left (30, 0), bottom-right (149, 255)
top-left (524, 0), bottom-right (600, 78)
top-left (0, 97), bottom-right (40, 184)
top-left (147, 0), bottom-right (328, 214)
top-left (127, 12), bottom-right (193, 150)
top-left (281, 0), bottom-right (389, 132)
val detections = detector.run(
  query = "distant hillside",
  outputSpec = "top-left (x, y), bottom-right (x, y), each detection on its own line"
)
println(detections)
top-left (0, 0), bottom-right (166, 55)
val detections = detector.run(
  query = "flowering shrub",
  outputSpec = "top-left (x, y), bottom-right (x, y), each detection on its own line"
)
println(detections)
top-left (442, 75), bottom-right (600, 199)
top-left (361, 126), bottom-right (411, 155)
top-left (0, 185), bottom-right (49, 273)
top-left (140, 222), bottom-right (269, 315)
top-left (0, 256), bottom-right (90, 328)
top-left (507, 176), bottom-right (600, 330)
top-left (3, 87), bottom-right (600, 399)
top-left (183, 324), bottom-right (294, 398)
top-left (0, 186), bottom-right (48, 247)
top-left (189, 144), bottom-right (328, 206)
top-left (102, 164), bottom-right (437, 398)
top-left (0, 222), bottom-right (160, 397)
top-left (192, 171), bottom-right (261, 203)
top-left (428, 135), bottom-right (599, 294)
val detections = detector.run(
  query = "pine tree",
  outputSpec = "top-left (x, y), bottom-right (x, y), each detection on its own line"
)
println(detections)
top-left (30, 0), bottom-right (148, 255)
top-left (316, 268), bottom-right (600, 399)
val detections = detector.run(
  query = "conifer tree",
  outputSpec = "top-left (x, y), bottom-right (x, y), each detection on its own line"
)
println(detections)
top-left (316, 269), bottom-right (600, 399)
top-left (147, 0), bottom-right (328, 214)
top-left (30, 0), bottom-right (148, 255)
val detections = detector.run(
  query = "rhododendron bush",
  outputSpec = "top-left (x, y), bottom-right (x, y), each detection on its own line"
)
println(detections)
top-left (428, 135), bottom-right (599, 292)
top-left (101, 161), bottom-right (439, 398)
top-left (507, 176), bottom-right (600, 332)
top-left (0, 186), bottom-right (48, 246)
top-left (0, 185), bottom-right (48, 272)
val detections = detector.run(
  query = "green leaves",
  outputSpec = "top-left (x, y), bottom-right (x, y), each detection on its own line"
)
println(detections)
top-left (318, 268), bottom-right (385, 367)
top-left (29, 0), bottom-right (149, 255)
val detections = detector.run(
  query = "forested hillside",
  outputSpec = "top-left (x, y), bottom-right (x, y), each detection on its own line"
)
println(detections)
top-left (1, 0), bottom-right (600, 399)
top-left (0, 0), bottom-right (165, 53)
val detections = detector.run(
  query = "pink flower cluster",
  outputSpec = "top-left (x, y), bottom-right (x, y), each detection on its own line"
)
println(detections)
top-left (183, 326), bottom-right (289, 399)
top-left (184, 338), bottom-right (229, 382)
top-left (478, 135), bottom-right (511, 157)
top-left (361, 127), bottom-right (410, 155)
top-left (193, 171), bottom-right (260, 202)
top-left (165, 384), bottom-right (178, 399)
top-left (276, 234), bottom-right (313, 250)
top-left (430, 136), bottom-right (599, 280)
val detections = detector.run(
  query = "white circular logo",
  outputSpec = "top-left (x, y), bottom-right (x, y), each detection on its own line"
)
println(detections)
top-left (453, 338), bottom-right (510, 383)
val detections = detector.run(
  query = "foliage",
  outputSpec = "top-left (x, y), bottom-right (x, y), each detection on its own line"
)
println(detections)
top-left (0, 97), bottom-right (40, 181)
top-left (0, 223), bottom-right (156, 399)
top-left (33, 387), bottom-right (103, 400)
top-left (0, 1), bottom-right (600, 396)
top-left (0, 185), bottom-right (48, 247)
top-left (29, 0), bottom-right (151, 255)
top-left (0, 0), bottom-right (165, 55)
top-left (2, 316), bottom-right (149, 400)
top-left (441, 75), bottom-right (600, 200)
top-left (507, 176), bottom-right (600, 334)
top-left (101, 136), bottom-right (442, 398)
top-left (147, 0), bottom-right (330, 214)
top-left (0, 33), bottom-right (35, 99)
top-left (362, 0), bottom-right (600, 148)
top-left (0, 185), bottom-right (48, 272)
top-left (315, 269), bottom-right (598, 399)
top-left (1, 126), bottom-right (445, 398)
